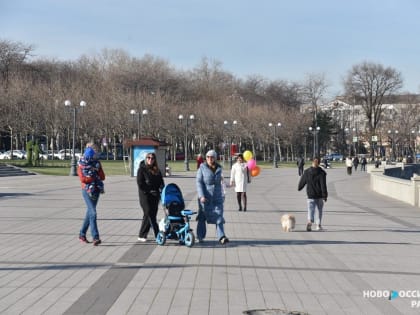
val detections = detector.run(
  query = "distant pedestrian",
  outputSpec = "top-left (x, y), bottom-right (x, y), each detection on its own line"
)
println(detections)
top-left (353, 156), bottom-right (359, 171)
top-left (298, 157), bottom-right (328, 231)
top-left (196, 154), bottom-right (204, 169)
top-left (230, 153), bottom-right (250, 212)
top-left (297, 156), bottom-right (305, 176)
top-left (346, 157), bottom-right (353, 175)
top-left (375, 158), bottom-right (382, 168)
top-left (78, 146), bottom-right (105, 246)
top-left (322, 157), bottom-right (330, 169)
top-left (360, 157), bottom-right (367, 171)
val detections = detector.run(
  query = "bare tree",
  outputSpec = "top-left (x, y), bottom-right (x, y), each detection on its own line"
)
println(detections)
top-left (7, 38), bottom-right (415, 164)
top-left (265, 80), bottom-right (301, 109)
top-left (0, 39), bottom-right (33, 87)
top-left (302, 73), bottom-right (329, 156)
top-left (344, 62), bottom-right (403, 135)
top-left (302, 73), bottom-right (328, 114)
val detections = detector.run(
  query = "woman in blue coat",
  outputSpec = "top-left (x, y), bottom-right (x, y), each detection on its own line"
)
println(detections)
top-left (196, 150), bottom-right (229, 244)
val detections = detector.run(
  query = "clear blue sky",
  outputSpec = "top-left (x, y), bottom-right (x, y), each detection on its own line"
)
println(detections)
top-left (1, 0), bottom-right (419, 98)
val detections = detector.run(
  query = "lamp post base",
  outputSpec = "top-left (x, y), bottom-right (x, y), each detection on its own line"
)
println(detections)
top-left (70, 158), bottom-right (77, 176)
top-left (184, 159), bottom-right (190, 171)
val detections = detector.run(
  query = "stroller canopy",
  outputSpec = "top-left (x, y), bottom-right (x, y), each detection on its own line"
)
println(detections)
top-left (161, 183), bottom-right (185, 211)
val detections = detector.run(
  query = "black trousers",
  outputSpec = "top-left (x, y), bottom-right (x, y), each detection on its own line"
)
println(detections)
top-left (298, 166), bottom-right (304, 176)
top-left (139, 192), bottom-right (160, 238)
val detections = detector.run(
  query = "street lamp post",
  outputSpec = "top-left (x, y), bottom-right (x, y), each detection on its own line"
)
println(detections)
top-left (130, 109), bottom-right (149, 139)
top-left (414, 130), bottom-right (420, 162)
top-left (345, 127), bottom-right (351, 156)
top-left (269, 122), bottom-right (281, 168)
top-left (352, 127), bottom-right (358, 156)
top-left (309, 126), bottom-right (320, 158)
top-left (64, 100), bottom-right (86, 176)
top-left (387, 129), bottom-right (399, 161)
top-left (224, 120), bottom-right (238, 169)
top-left (178, 114), bottom-right (195, 171)
top-left (410, 130), bottom-right (415, 158)
top-left (411, 130), bottom-right (420, 160)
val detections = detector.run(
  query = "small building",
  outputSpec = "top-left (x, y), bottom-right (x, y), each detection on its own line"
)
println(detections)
top-left (124, 137), bottom-right (170, 177)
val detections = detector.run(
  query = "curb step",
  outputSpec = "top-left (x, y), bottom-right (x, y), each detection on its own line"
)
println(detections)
top-left (0, 164), bottom-right (36, 177)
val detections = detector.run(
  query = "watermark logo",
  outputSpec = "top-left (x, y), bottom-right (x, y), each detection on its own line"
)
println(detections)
top-left (389, 290), bottom-right (399, 300)
top-left (363, 290), bottom-right (420, 308)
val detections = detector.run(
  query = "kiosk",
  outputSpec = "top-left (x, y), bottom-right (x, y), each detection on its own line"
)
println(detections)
top-left (125, 137), bottom-right (169, 177)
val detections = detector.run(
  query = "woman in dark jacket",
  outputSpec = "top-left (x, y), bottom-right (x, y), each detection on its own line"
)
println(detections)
top-left (136, 152), bottom-right (164, 242)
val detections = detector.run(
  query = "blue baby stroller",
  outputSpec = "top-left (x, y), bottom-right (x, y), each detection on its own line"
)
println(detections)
top-left (157, 183), bottom-right (197, 247)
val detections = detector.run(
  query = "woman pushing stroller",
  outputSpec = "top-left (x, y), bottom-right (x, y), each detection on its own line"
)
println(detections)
top-left (196, 150), bottom-right (229, 245)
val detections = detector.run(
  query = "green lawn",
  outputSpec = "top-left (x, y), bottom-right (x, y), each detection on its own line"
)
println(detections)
top-left (3, 159), bottom-right (345, 176)
top-left (4, 160), bottom-right (130, 176)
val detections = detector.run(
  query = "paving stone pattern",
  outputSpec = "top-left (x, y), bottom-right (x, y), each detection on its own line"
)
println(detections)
top-left (0, 166), bottom-right (419, 314)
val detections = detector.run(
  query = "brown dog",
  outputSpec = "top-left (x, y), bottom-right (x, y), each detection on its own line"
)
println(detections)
top-left (281, 214), bottom-right (296, 232)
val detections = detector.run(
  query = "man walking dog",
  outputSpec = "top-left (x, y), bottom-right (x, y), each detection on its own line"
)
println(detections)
top-left (298, 157), bottom-right (328, 231)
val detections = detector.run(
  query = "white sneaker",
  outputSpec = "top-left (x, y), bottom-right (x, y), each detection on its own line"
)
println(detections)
top-left (137, 237), bottom-right (147, 242)
top-left (315, 225), bottom-right (323, 231)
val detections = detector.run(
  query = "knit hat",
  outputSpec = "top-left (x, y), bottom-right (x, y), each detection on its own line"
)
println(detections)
top-left (206, 150), bottom-right (217, 158)
top-left (84, 147), bottom-right (95, 159)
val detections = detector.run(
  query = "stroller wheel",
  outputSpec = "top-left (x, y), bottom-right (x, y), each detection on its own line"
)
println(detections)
top-left (156, 232), bottom-right (166, 246)
top-left (184, 232), bottom-right (195, 247)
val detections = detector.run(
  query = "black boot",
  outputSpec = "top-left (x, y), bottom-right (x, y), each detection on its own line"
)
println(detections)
top-left (237, 193), bottom-right (242, 211)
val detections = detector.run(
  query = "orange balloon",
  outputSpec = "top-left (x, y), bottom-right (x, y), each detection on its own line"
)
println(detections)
top-left (251, 165), bottom-right (261, 177)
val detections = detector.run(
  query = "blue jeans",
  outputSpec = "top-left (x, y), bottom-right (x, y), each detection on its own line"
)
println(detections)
top-left (307, 198), bottom-right (324, 225)
top-left (80, 189), bottom-right (100, 240)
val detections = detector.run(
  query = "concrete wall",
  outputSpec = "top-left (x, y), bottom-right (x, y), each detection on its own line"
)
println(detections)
top-left (383, 164), bottom-right (420, 180)
top-left (370, 167), bottom-right (420, 208)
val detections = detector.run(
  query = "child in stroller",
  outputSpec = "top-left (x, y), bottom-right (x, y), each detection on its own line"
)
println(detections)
top-left (157, 183), bottom-right (197, 247)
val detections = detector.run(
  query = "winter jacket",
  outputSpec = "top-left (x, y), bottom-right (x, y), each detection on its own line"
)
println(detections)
top-left (196, 162), bottom-right (224, 224)
top-left (297, 158), bottom-right (305, 168)
top-left (298, 166), bottom-right (328, 200)
top-left (230, 162), bottom-right (249, 193)
top-left (353, 157), bottom-right (359, 166)
top-left (136, 161), bottom-right (164, 197)
top-left (77, 157), bottom-right (105, 191)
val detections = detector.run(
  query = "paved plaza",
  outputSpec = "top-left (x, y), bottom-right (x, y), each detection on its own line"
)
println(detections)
top-left (0, 164), bottom-right (420, 314)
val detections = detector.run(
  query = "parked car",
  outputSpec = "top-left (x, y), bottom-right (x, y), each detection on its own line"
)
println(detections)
top-left (175, 152), bottom-right (185, 160)
top-left (0, 150), bottom-right (26, 159)
top-left (40, 150), bottom-right (60, 160)
top-left (97, 152), bottom-right (114, 160)
top-left (57, 149), bottom-right (82, 160)
top-left (325, 153), bottom-right (344, 161)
